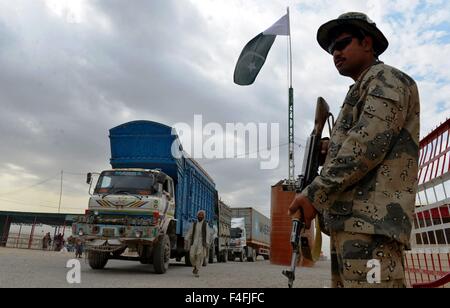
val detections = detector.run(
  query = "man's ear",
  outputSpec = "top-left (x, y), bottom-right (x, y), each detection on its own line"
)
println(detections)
top-left (362, 36), bottom-right (374, 53)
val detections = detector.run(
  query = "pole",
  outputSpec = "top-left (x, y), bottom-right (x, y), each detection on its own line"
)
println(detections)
top-left (287, 7), bottom-right (293, 88)
top-left (1, 215), bottom-right (10, 247)
top-left (287, 7), bottom-right (295, 183)
top-left (58, 170), bottom-right (63, 214)
top-left (28, 216), bottom-right (37, 249)
top-left (17, 224), bottom-right (22, 248)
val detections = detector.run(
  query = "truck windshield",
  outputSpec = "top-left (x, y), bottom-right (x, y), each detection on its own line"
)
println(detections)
top-left (230, 228), bottom-right (242, 239)
top-left (94, 171), bottom-right (156, 195)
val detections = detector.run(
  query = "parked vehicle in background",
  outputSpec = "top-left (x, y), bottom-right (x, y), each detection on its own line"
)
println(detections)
top-left (229, 207), bottom-right (270, 262)
top-left (213, 200), bottom-right (231, 263)
top-left (229, 217), bottom-right (247, 262)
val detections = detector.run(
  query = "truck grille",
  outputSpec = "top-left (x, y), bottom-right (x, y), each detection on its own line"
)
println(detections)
top-left (102, 228), bottom-right (115, 237)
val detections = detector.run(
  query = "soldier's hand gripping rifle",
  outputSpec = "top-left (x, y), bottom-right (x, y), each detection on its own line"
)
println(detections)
top-left (282, 97), bottom-right (331, 288)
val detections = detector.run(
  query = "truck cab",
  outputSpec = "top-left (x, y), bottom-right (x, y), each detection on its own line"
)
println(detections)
top-left (73, 168), bottom-right (176, 274)
top-left (229, 217), bottom-right (247, 262)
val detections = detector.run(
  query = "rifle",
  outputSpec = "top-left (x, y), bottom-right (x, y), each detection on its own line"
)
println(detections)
top-left (282, 97), bottom-right (331, 288)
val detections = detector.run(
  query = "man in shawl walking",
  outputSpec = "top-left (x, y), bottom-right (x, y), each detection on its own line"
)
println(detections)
top-left (185, 210), bottom-right (210, 278)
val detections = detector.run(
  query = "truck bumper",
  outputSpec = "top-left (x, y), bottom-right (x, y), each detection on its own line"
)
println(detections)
top-left (72, 222), bottom-right (159, 252)
top-left (229, 247), bottom-right (244, 254)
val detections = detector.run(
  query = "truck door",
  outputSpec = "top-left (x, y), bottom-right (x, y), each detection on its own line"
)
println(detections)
top-left (165, 178), bottom-right (176, 217)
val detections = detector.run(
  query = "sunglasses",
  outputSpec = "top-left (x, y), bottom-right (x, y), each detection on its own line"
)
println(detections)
top-left (328, 36), bottom-right (354, 54)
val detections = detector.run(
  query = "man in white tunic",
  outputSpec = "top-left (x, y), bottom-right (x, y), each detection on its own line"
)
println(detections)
top-left (185, 210), bottom-right (210, 277)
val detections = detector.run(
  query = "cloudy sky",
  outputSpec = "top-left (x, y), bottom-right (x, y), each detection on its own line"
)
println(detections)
top-left (0, 0), bottom-right (449, 222)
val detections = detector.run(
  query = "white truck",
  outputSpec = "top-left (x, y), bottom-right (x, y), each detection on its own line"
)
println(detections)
top-left (229, 208), bottom-right (271, 262)
top-left (229, 217), bottom-right (247, 262)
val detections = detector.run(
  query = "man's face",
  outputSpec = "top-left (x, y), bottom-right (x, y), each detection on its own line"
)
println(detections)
top-left (330, 32), bottom-right (370, 79)
top-left (197, 212), bottom-right (204, 222)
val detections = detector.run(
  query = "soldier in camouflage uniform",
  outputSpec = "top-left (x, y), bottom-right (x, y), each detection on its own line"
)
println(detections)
top-left (289, 12), bottom-right (420, 288)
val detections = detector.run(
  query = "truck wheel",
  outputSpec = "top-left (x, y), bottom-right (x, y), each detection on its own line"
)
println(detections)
top-left (247, 247), bottom-right (254, 262)
top-left (153, 234), bottom-right (170, 274)
top-left (228, 252), bottom-right (234, 261)
top-left (251, 250), bottom-right (257, 262)
top-left (220, 251), bottom-right (227, 263)
top-left (88, 251), bottom-right (109, 270)
top-left (208, 243), bottom-right (215, 264)
top-left (239, 252), bottom-right (244, 262)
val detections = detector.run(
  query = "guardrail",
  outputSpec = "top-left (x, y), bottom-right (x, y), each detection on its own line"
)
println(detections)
top-left (405, 251), bottom-right (450, 288)
top-left (413, 273), bottom-right (450, 288)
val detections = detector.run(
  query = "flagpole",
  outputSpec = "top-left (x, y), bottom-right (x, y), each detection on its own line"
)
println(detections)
top-left (287, 7), bottom-right (295, 184)
top-left (288, 7), bottom-right (293, 88)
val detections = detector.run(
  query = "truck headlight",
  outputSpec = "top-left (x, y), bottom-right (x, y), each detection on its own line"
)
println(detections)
top-left (135, 231), bottom-right (143, 238)
top-left (92, 226), bottom-right (99, 234)
top-left (78, 229), bottom-right (84, 236)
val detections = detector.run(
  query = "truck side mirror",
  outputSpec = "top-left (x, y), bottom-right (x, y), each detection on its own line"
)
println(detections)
top-left (165, 192), bottom-right (172, 201)
top-left (86, 173), bottom-right (92, 184)
top-left (153, 183), bottom-right (162, 193)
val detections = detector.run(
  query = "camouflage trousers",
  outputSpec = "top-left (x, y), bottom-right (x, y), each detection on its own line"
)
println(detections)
top-left (330, 231), bottom-right (406, 288)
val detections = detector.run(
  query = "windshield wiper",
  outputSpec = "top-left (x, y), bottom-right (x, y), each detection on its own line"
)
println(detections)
top-left (101, 185), bottom-right (115, 199)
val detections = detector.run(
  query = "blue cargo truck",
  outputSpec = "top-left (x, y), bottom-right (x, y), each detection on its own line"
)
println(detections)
top-left (72, 121), bottom-right (218, 274)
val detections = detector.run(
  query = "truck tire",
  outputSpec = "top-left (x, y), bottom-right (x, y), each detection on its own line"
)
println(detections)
top-left (239, 251), bottom-right (244, 262)
top-left (208, 243), bottom-right (215, 264)
top-left (88, 251), bottom-right (109, 270)
top-left (228, 251), bottom-right (234, 261)
top-left (248, 249), bottom-right (256, 262)
top-left (153, 234), bottom-right (170, 274)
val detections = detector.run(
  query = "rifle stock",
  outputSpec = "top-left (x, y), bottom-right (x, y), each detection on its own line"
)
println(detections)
top-left (314, 97), bottom-right (330, 137)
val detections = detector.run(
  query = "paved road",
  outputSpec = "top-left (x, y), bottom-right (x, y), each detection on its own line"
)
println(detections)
top-left (0, 247), bottom-right (331, 288)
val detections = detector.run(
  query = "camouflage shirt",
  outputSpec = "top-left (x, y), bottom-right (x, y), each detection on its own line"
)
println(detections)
top-left (302, 62), bottom-right (420, 246)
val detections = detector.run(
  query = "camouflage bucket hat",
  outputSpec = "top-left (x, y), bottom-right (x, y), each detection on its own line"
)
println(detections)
top-left (317, 12), bottom-right (389, 56)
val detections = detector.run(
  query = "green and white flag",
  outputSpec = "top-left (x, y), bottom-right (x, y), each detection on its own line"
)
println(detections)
top-left (234, 13), bottom-right (290, 86)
